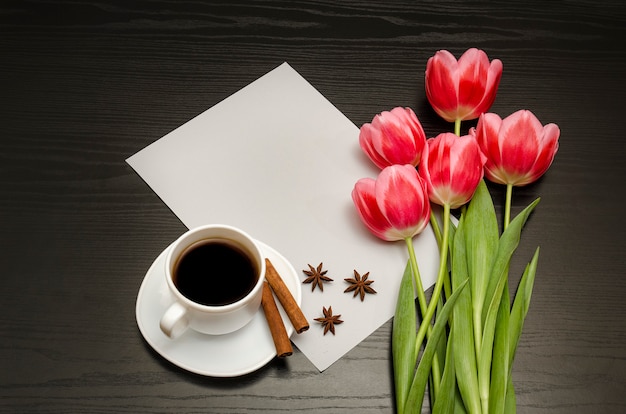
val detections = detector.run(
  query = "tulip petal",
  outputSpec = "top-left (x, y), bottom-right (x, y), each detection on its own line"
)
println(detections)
top-left (376, 165), bottom-right (430, 239)
top-left (359, 124), bottom-right (391, 169)
top-left (476, 112), bottom-right (504, 168)
top-left (352, 166), bottom-right (431, 242)
top-left (525, 123), bottom-right (560, 185)
top-left (352, 178), bottom-right (395, 240)
top-left (420, 133), bottom-right (485, 209)
top-left (426, 48), bottom-right (502, 122)
top-left (501, 110), bottom-right (559, 185)
top-left (450, 136), bottom-right (486, 205)
top-left (425, 50), bottom-right (460, 122)
top-left (474, 109), bottom-right (560, 186)
top-left (375, 110), bottom-right (422, 166)
top-left (359, 107), bottom-right (426, 169)
top-left (475, 58), bottom-right (503, 117)
top-left (499, 110), bottom-right (540, 176)
top-left (458, 48), bottom-right (489, 117)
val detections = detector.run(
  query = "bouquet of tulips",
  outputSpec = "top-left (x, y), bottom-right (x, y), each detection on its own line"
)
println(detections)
top-left (351, 49), bottom-right (560, 413)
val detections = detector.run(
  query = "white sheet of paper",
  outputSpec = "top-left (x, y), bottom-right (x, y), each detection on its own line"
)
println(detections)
top-left (126, 62), bottom-right (440, 372)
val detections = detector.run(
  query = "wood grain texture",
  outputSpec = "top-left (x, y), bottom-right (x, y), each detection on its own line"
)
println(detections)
top-left (1, 1), bottom-right (625, 413)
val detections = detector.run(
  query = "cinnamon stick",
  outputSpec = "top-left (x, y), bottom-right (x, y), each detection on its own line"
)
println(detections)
top-left (264, 258), bottom-right (309, 333)
top-left (261, 282), bottom-right (293, 357)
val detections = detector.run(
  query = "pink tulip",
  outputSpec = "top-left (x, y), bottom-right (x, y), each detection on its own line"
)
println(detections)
top-left (471, 110), bottom-right (560, 186)
top-left (352, 164), bottom-right (431, 241)
top-left (359, 107), bottom-right (426, 169)
top-left (418, 133), bottom-right (486, 209)
top-left (425, 48), bottom-right (503, 123)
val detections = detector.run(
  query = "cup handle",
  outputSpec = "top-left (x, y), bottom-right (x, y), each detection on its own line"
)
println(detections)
top-left (159, 302), bottom-right (189, 339)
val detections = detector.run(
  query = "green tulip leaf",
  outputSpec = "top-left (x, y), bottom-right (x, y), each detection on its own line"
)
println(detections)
top-left (435, 298), bottom-right (449, 389)
top-left (478, 198), bottom-right (540, 413)
top-left (432, 331), bottom-right (456, 414)
top-left (450, 215), bottom-right (481, 414)
top-left (481, 198), bottom-right (540, 325)
top-left (405, 278), bottom-right (469, 414)
top-left (504, 378), bottom-right (516, 414)
top-left (393, 261), bottom-right (418, 414)
top-left (488, 282), bottom-right (511, 414)
top-left (455, 390), bottom-right (468, 414)
top-left (509, 247), bottom-right (540, 368)
top-left (463, 179), bottom-right (499, 347)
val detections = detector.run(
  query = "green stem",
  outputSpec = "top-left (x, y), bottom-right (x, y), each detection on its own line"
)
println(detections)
top-left (430, 210), bottom-right (451, 303)
top-left (411, 203), bottom-right (451, 402)
top-left (430, 211), bottom-right (443, 248)
top-left (406, 237), bottom-right (428, 318)
top-left (504, 183), bottom-right (513, 231)
top-left (454, 118), bottom-right (461, 136)
top-left (405, 237), bottom-right (442, 401)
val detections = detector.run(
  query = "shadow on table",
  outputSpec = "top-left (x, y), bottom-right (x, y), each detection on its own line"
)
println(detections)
top-left (139, 334), bottom-right (299, 388)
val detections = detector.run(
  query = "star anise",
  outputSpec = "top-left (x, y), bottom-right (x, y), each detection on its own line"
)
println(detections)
top-left (302, 262), bottom-right (333, 292)
top-left (344, 270), bottom-right (377, 301)
top-left (314, 306), bottom-right (343, 335)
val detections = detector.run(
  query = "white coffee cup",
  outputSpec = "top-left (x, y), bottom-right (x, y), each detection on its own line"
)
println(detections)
top-left (159, 224), bottom-right (266, 338)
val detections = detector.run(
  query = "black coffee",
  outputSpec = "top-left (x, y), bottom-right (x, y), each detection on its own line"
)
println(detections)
top-left (173, 239), bottom-right (258, 306)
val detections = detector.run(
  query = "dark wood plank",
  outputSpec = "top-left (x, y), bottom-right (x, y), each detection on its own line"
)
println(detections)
top-left (1, 0), bottom-right (625, 412)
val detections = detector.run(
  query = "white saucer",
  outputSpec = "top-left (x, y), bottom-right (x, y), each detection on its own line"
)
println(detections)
top-left (136, 240), bottom-right (302, 377)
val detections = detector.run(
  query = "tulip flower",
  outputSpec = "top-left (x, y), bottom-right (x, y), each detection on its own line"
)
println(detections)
top-left (471, 110), bottom-right (560, 187)
top-left (471, 109), bottom-right (559, 228)
top-left (352, 165), bottom-right (439, 404)
top-left (418, 132), bottom-right (487, 209)
top-left (352, 164), bottom-right (431, 242)
top-left (425, 48), bottom-right (503, 134)
top-left (359, 107), bottom-right (426, 169)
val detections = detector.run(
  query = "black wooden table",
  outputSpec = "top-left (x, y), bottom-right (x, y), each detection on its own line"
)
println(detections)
top-left (2, 1), bottom-right (625, 413)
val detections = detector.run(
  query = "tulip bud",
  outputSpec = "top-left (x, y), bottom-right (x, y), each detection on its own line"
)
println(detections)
top-left (425, 48), bottom-right (503, 123)
top-left (418, 133), bottom-right (486, 209)
top-left (471, 110), bottom-right (560, 186)
top-left (352, 165), bottom-right (431, 241)
top-left (359, 107), bottom-right (426, 169)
